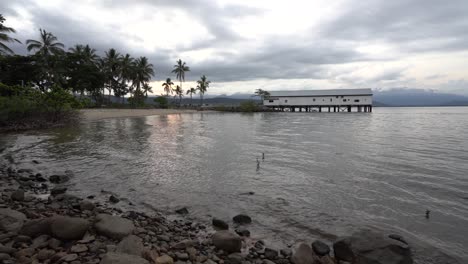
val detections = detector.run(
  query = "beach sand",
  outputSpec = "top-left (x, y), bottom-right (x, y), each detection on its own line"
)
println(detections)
top-left (79, 108), bottom-right (201, 121)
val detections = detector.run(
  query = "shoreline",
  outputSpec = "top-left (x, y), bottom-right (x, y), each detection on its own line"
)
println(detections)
top-left (0, 157), bottom-right (418, 264)
top-left (79, 109), bottom-right (207, 122)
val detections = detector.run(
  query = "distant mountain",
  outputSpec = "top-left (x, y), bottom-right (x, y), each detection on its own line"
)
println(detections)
top-left (373, 89), bottom-right (468, 107)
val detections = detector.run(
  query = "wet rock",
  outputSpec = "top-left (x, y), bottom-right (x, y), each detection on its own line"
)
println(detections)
top-left (175, 252), bottom-right (189, 261)
top-left (212, 218), bottom-right (229, 230)
top-left (291, 243), bottom-right (318, 264)
top-left (333, 229), bottom-right (412, 264)
top-left (100, 252), bottom-right (150, 264)
top-left (49, 174), bottom-right (70, 184)
top-left (0, 253), bottom-right (10, 261)
top-left (51, 187), bottom-right (67, 196)
top-left (36, 249), bottom-right (55, 261)
top-left (35, 174), bottom-right (47, 182)
top-left (142, 249), bottom-right (159, 263)
top-left (235, 227), bottom-right (250, 237)
top-left (172, 239), bottom-right (195, 250)
top-left (264, 248), bottom-right (278, 260)
top-left (311, 240), bottom-right (330, 256)
top-left (61, 253), bottom-right (78, 262)
top-left (50, 216), bottom-right (90, 240)
top-left (0, 208), bottom-right (27, 232)
top-left (80, 201), bottom-right (95, 211)
top-left (109, 195), bottom-right (120, 203)
top-left (87, 195), bottom-right (95, 199)
top-left (20, 218), bottom-right (51, 237)
top-left (48, 238), bottom-right (61, 250)
top-left (186, 247), bottom-right (197, 261)
top-left (71, 244), bottom-right (88, 253)
top-left (212, 230), bottom-right (242, 253)
top-left (232, 214), bottom-right (252, 224)
top-left (15, 235), bottom-right (31, 243)
top-left (11, 189), bottom-right (25, 201)
top-left (116, 235), bottom-right (144, 256)
top-left (155, 255), bottom-right (174, 264)
top-left (280, 248), bottom-right (292, 257)
top-left (14, 248), bottom-right (35, 258)
top-left (16, 255), bottom-right (32, 264)
top-left (31, 234), bottom-right (49, 249)
top-left (0, 245), bottom-right (15, 254)
top-left (94, 214), bottom-right (135, 240)
top-left (226, 253), bottom-right (244, 264)
top-left (175, 207), bottom-right (189, 215)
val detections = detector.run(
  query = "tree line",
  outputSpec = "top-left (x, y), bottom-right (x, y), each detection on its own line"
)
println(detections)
top-left (0, 14), bottom-right (211, 107)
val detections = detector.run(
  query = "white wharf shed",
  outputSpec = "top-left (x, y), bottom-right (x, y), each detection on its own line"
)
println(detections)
top-left (263, 88), bottom-right (373, 112)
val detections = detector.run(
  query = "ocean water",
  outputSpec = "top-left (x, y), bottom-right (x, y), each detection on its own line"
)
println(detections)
top-left (2, 107), bottom-right (468, 263)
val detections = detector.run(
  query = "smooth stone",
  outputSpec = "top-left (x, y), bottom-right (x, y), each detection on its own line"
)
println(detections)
top-left (172, 239), bottom-right (195, 250)
top-left (175, 252), bottom-right (189, 261)
top-left (49, 174), bottom-right (70, 184)
top-left (264, 248), bottom-right (278, 260)
top-left (311, 240), bottom-right (330, 256)
top-left (50, 216), bottom-right (90, 240)
top-left (80, 201), bottom-right (95, 211)
top-left (71, 244), bottom-right (88, 253)
top-left (51, 187), bottom-right (67, 196)
top-left (100, 252), bottom-right (150, 264)
top-left (37, 249), bottom-right (55, 261)
top-left (61, 253), bottom-right (78, 262)
top-left (109, 195), bottom-right (120, 203)
top-left (226, 253), bottom-right (244, 264)
top-left (212, 230), bottom-right (242, 253)
top-left (0, 245), bottom-right (15, 254)
top-left (235, 227), bottom-right (250, 237)
top-left (212, 218), bottom-right (229, 230)
top-left (0, 253), bottom-right (10, 261)
top-left (232, 214), bottom-right (252, 224)
top-left (291, 243), bottom-right (318, 264)
top-left (156, 254), bottom-right (174, 264)
top-left (0, 208), bottom-right (27, 232)
top-left (333, 229), bottom-right (412, 264)
top-left (20, 218), bottom-right (51, 237)
top-left (31, 234), bottom-right (50, 249)
top-left (11, 189), bottom-right (25, 201)
top-left (175, 207), bottom-right (189, 215)
top-left (116, 235), bottom-right (144, 256)
top-left (94, 214), bottom-right (135, 240)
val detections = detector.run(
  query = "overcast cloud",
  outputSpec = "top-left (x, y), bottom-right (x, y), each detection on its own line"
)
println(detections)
top-left (1, 0), bottom-right (468, 95)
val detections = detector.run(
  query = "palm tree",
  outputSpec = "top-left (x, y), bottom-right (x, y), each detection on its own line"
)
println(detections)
top-left (142, 83), bottom-right (153, 98)
top-left (173, 85), bottom-right (183, 106)
top-left (102, 48), bottom-right (121, 102)
top-left (26, 29), bottom-right (64, 57)
top-left (132, 56), bottom-right (154, 99)
top-left (186, 87), bottom-right (197, 106)
top-left (118, 53), bottom-right (134, 103)
top-left (171, 59), bottom-right (190, 92)
top-left (69, 44), bottom-right (98, 64)
top-left (196, 75), bottom-right (210, 107)
top-left (0, 14), bottom-right (21, 55)
top-left (162, 78), bottom-right (174, 97)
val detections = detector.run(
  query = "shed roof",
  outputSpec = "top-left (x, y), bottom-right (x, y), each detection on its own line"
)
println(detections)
top-left (268, 88), bottom-right (372, 97)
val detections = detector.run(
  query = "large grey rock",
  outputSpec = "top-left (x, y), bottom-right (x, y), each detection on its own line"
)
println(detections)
top-left (95, 214), bottom-right (135, 240)
top-left (212, 218), bottom-right (229, 230)
top-left (11, 189), bottom-right (25, 201)
top-left (311, 240), bottom-right (330, 256)
top-left (232, 214), bottom-right (252, 224)
top-left (291, 243), bottom-right (319, 264)
top-left (212, 230), bottom-right (242, 253)
top-left (116, 235), bottom-right (144, 256)
top-left (50, 216), bottom-right (90, 240)
top-left (100, 252), bottom-right (149, 264)
top-left (20, 218), bottom-right (51, 237)
top-left (49, 174), bottom-right (70, 183)
top-left (333, 230), bottom-right (413, 264)
top-left (0, 208), bottom-right (27, 232)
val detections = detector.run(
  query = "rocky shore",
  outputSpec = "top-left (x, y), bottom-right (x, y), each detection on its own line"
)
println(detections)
top-left (0, 161), bottom-right (415, 264)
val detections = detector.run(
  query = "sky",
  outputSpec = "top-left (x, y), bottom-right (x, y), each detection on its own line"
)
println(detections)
top-left (2, 0), bottom-right (468, 96)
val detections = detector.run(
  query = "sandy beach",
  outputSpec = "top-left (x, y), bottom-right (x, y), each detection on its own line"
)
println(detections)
top-left (79, 109), bottom-right (201, 121)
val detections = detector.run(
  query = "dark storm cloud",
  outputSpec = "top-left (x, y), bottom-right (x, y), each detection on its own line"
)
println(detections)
top-left (2, 0), bottom-right (468, 83)
top-left (325, 0), bottom-right (468, 53)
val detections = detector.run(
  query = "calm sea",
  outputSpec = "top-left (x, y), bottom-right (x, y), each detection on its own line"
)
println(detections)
top-left (2, 107), bottom-right (468, 263)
